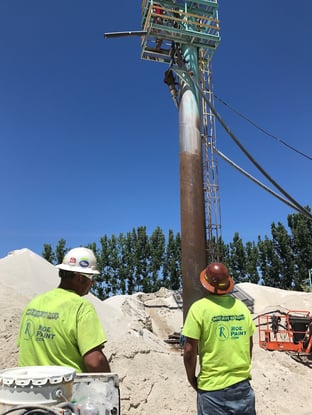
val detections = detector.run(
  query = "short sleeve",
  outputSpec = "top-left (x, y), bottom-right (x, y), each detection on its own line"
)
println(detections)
top-left (76, 301), bottom-right (107, 356)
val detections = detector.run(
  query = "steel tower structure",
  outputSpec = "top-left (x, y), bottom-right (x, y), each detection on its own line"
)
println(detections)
top-left (141, 0), bottom-right (221, 317)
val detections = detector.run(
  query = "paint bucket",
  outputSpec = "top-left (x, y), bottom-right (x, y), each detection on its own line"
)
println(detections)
top-left (0, 366), bottom-right (76, 413)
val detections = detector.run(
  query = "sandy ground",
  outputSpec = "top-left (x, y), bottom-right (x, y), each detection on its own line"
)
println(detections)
top-left (0, 249), bottom-right (312, 414)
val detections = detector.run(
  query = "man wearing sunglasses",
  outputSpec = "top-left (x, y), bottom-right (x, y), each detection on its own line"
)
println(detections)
top-left (17, 247), bottom-right (111, 373)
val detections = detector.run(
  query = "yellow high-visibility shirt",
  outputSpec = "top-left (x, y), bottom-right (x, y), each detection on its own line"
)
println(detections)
top-left (182, 294), bottom-right (255, 391)
top-left (17, 288), bottom-right (106, 372)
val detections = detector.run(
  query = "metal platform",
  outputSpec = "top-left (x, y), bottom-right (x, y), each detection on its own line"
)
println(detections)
top-left (141, 0), bottom-right (221, 63)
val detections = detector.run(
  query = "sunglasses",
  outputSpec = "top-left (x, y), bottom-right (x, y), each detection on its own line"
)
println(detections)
top-left (78, 273), bottom-right (94, 280)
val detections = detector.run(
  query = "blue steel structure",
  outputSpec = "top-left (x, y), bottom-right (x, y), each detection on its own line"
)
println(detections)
top-left (141, 0), bottom-right (220, 63)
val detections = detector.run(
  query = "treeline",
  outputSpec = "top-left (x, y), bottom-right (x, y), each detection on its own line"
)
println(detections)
top-left (43, 209), bottom-right (312, 299)
top-left (43, 226), bottom-right (181, 299)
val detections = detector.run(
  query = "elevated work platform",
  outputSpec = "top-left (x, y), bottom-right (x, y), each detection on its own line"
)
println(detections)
top-left (141, 0), bottom-right (221, 64)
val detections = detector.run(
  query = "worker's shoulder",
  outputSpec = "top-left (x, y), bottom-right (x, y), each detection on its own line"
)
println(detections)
top-left (59, 290), bottom-right (96, 309)
top-left (27, 288), bottom-right (93, 306)
top-left (197, 294), bottom-right (247, 308)
top-left (26, 287), bottom-right (56, 302)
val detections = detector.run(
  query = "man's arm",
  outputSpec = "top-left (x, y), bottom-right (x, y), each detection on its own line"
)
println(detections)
top-left (250, 336), bottom-right (253, 359)
top-left (83, 347), bottom-right (111, 372)
top-left (183, 337), bottom-right (198, 391)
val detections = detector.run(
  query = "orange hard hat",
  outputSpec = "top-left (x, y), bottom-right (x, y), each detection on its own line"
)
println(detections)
top-left (200, 262), bottom-right (234, 295)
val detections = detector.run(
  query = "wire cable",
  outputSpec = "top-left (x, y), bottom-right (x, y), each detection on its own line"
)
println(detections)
top-left (189, 74), bottom-right (312, 221)
top-left (215, 148), bottom-right (305, 214)
top-left (214, 94), bottom-right (312, 162)
top-left (0, 405), bottom-right (61, 415)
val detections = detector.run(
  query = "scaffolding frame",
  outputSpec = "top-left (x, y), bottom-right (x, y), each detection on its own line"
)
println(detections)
top-left (199, 50), bottom-right (222, 261)
top-left (141, 0), bottom-right (220, 63)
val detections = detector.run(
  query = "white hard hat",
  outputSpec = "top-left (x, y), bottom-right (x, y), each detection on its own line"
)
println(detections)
top-left (56, 247), bottom-right (100, 275)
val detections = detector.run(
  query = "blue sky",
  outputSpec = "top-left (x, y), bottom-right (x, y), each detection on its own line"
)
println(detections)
top-left (0, 0), bottom-right (311, 259)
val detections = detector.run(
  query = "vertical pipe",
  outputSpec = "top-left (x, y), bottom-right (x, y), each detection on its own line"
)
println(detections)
top-left (179, 45), bottom-right (207, 320)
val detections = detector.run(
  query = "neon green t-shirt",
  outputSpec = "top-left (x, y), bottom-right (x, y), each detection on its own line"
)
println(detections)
top-left (17, 288), bottom-right (107, 373)
top-left (182, 295), bottom-right (255, 391)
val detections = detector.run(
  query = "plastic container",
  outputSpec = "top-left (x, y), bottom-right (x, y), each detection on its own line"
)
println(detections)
top-left (0, 366), bottom-right (76, 412)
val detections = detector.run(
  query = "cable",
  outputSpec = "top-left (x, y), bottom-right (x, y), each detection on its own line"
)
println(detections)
top-left (214, 94), bottom-right (312, 162)
top-left (189, 74), bottom-right (312, 221)
top-left (0, 405), bottom-right (61, 415)
top-left (215, 148), bottom-right (306, 214)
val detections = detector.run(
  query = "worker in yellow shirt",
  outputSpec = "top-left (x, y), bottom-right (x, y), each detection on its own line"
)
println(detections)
top-left (17, 247), bottom-right (111, 373)
top-left (182, 262), bottom-right (256, 415)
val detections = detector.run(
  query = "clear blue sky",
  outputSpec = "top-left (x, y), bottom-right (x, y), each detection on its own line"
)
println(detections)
top-left (0, 0), bottom-right (311, 259)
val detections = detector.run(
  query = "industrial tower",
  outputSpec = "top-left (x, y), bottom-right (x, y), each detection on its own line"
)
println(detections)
top-left (141, 0), bottom-right (221, 317)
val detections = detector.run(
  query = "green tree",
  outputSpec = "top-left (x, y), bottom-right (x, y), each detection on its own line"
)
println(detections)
top-left (122, 232), bottom-right (136, 295)
top-left (149, 227), bottom-right (166, 291)
top-left (42, 244), bottom-right (56, 264)
top-left (133, 227), bottom-right (150, 292)
top-left (43, 208), bottom-right (312, 296)
top-left (107, 234), bottom-right (121, 296)
top-left (270, 222), bottom-right (294, 289)
top-left (55, 239), bottom-right (67, 265)
top-left (117, 232), bottom-right (135, 295)
top-left (163, 230), bottom-right (182, 290)
top-left (93, 235), bottom-right (111, 299)
top-left (216, 237), bottom-right (229, 264)
top-left (245, 241), bottom-right (259, 284)
top-left (287, 209), bottom-right (312, 290)
top-left (257, 236), bottom-right (281, 287)
top-left (227, 233), bottom-right (248, 283)
top-left (86, 242), bottom-right (98, 256)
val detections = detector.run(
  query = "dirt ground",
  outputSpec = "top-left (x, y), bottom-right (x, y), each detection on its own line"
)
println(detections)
top-left (1, 249), bottom-right (312, 414)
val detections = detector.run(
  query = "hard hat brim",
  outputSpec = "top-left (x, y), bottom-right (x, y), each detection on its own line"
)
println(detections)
top-left (200, 269), bottom-right (234, 294)
top-left (56, 263), bottom-right (100, 275)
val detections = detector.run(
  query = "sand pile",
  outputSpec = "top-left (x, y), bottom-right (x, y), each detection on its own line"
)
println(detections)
top-left (0, 249), bottom-right (312, 414)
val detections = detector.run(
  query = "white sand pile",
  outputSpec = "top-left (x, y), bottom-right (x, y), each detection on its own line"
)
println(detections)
top-left (0, 249), bottom-right (312, 415)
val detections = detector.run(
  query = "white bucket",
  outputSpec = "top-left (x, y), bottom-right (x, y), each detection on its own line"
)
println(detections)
top-left (0, 366), bottom-right (76, 412)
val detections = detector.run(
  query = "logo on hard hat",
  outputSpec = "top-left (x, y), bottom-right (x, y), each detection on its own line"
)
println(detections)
top-left (69, 257), bottom-right (76, 265)
top-left (79, 258), bottom-right (90, 268)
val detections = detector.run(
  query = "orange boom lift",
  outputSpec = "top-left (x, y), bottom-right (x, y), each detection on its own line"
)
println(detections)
top-left (257, 310), bottom-right (312, 366)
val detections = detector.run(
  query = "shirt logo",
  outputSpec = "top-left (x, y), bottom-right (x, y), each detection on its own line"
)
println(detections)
top-left (22, 319), bottom-right (35, 340)
top-left (216, 324), bottom-right (229, 340)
